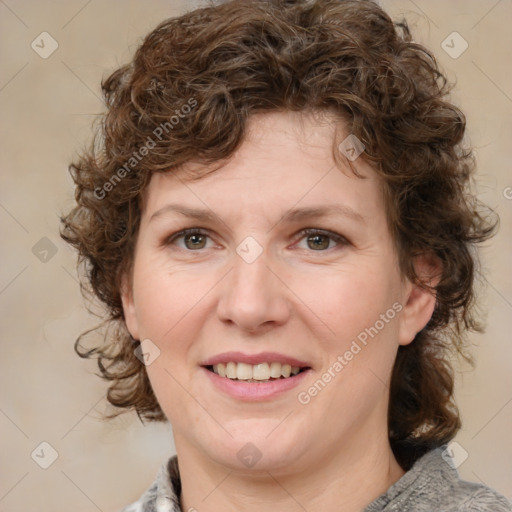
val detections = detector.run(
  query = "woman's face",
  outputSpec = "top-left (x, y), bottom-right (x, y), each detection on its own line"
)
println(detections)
top-left (122, 111), bottom-right (434, 474)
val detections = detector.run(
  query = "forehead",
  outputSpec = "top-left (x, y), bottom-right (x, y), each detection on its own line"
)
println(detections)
top-left (141, 111), bottom-right (386, 226)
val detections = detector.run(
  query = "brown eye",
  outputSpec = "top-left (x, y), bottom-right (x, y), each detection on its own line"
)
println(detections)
top-left (164, 229), bottom-right (213, 251)
top-left (306, 233), bottom-right (331, 250)
top-left (184, 233), bottom-right (207, 250)
top-left (295, 228), bottom-right (349, 252)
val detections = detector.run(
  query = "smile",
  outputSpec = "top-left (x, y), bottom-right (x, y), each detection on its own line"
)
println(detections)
top-left (200, 352), bottom-right (312, 400)
top-left (208, 362), bottom-right (306, 382)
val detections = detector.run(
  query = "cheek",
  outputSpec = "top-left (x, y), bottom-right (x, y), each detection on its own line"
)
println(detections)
top-left (132, 262), bottom-right (213, 341)
top-left (145, 361), bottom-right (204, 431)
top-left (291, 263), bottom-right (400, 343)
top-left (135, 268), bottom-right (212, 419)
top-left (291, 263), bottom-right (403, 395)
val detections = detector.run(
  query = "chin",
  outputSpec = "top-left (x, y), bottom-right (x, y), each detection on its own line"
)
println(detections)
top-left (198, 419), bottom-right (309, 473)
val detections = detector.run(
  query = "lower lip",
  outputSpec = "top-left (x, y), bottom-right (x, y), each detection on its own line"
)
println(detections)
top-left (201, 367), bottom-right (311, 401)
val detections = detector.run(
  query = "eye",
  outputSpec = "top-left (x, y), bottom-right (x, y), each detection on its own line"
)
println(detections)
top-left (166, 229), bottom-right (213, 250)
top-left (295, 229), bottom-right (348, 251)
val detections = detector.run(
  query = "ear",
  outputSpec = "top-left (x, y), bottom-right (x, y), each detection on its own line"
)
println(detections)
top-left (120, 274), bottom-right (140, 341)
top-left (398, 254), bottom-right (441, 346)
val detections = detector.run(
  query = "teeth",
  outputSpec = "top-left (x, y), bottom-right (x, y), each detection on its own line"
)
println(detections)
top-left (226, 362), bottom-right (237, 379)
top-left (269, 362), bottom-right (282, 378)
top-left (216, 362), bottom-right (226, 378)
top-left (211, 362), bottom-right (305, 381)
top-left (253, 363), bottom-right (270, 381)
top-left (236, 362), bottom-right (253, 380)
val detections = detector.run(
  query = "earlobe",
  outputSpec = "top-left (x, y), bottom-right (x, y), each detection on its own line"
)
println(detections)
top-left (398, 255), bottom-right (441, 346)
top-left (121, 276), bottom-right (140, 341)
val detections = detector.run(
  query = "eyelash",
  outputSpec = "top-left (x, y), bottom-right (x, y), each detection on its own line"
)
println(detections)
top-left (297, 228), bottom-right (349, 251)
top-left (164, 227), bottom-right (350, 252)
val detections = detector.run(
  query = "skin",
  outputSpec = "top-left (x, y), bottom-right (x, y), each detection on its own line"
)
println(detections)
top-left (122, 111), bottom-right (438, 512)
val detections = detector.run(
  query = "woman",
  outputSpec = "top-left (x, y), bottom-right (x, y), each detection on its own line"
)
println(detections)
top-left (61, 0), bottom-right (512, 510)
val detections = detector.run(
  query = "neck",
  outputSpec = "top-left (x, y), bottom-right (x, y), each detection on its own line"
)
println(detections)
top-left (175, 429), bottom-right (405, 512)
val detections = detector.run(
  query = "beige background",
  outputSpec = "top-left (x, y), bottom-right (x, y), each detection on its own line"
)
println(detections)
top-left (0, 0), bottom-right (511, 510)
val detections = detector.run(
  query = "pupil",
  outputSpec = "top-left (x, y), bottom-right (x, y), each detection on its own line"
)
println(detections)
top-left (308, 234), bottom-right (329, 250)
top-left (186, 234), bottom-right (206, 249)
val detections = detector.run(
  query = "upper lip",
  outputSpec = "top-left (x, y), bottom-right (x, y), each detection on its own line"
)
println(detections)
top-left (200, 351), bottom-right (311, 368)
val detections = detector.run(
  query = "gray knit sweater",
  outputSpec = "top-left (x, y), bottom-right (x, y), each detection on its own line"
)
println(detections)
top-left (121, 446), bottom-right (511, 511)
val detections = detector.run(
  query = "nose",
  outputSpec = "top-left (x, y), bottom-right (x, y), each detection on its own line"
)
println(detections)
top-left (216, 250), bottom-right (291, 333)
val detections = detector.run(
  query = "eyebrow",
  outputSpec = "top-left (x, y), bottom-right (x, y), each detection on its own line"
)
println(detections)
top-left (150, 204), bottom-right (218, 223)
top-left (149, 203), bottom-right (365, 225)
top-left (279, 205), bottom-right (365, 224)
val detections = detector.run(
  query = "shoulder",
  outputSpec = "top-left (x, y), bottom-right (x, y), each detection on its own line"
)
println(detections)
top-left (429, 446), bottom-right (511, 511)
top-left (365, 446), bottom-right (512, 512)
top-left (118, 456), bottom-right (181, 512)
top-left (454, 483), bottom-right (512, 512)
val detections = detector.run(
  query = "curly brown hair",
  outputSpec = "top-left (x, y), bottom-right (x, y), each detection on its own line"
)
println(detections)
top-left (60, 0), bottom-right (496, 470)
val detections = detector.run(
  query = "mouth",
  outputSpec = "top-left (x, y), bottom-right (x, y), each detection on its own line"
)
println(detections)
top-left (199, 352), bottom-right (312, 400)
top-left (204, 362), bottom-right (310, 382)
